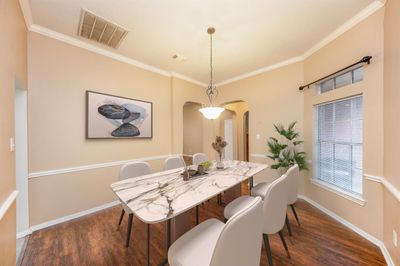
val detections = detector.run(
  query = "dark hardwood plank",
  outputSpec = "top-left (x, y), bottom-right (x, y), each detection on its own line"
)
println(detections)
top-left (21, 183), bottom-right (386, 266)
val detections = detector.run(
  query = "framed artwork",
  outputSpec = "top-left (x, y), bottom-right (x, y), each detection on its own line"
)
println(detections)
top-left (86, 91), bottom-right (153, 139)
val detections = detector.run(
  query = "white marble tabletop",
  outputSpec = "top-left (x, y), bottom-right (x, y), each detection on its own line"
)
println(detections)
top-left (110, 160), bottom-right (268, 224)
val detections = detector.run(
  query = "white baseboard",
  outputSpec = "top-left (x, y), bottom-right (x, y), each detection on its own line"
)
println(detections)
top-left (29, 200), bottom-right (120, 233)
top-left (17, 228), bottom-right (32, 239)
top-left (298, 194), bottom-right (395, 266)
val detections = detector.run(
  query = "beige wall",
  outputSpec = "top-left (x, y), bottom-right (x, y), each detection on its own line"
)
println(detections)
top-left (183, 102), bottom-right (204, 155)
top-left (171, 78), bottom-right (208, 155)
top-left (224, 102), bottom-right (249, 161)
top-left (217, 109), bottom-right (237, 159)
top-left (27, 32), bottom-right (205, 225)
top-left (303, 10), bottom-right (384, 239)
top-left (383, 0), bottom-right (400, 263)
top-left (218, 62), bottom-right (304, 185)
top-left (19, 3), bottom-right (399, 264)
top-left (0, 0), bottom-right (27, 264)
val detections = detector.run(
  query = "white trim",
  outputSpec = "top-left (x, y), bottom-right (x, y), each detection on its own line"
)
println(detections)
top-left (364, 174), bottom-right (400, 202)
top-left (171, 72), bottom-right (207, 87)
top-left (29, 154), bottom-right (177, 179)
top-left (302, 1), bottom-right (385, 58)
top-left (364, 174), bottom-right (382, 183)
top-left (30, 201), bottom-right (120, 232)
top-left (19, 0), bottom-right (33, 27)
top-left (181, 154), bottom-right (193, 157)
top-left (27, 24), bottom-right (207, 87)
top-left (310, 178), bottom-right (366, 206)
top-left (215, 0), bottom-right (385, 87)
top-left (0, 190), bottom-right (19, 220)
top-left (215, 56), bottom-right (304, 87)
top-left (298, 194), bottom-right (394, 266)
top-left (250, 153), bottom-right (267, 159)
top-left (17, 229), bottom-right (32, 239)
top-left (29, 24), bottom-right (171, 77)
top-left (21, 0), bottom-right (385, 88)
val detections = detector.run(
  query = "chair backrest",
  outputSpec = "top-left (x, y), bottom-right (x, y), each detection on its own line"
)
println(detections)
top-left (287, 164), bottom-right (300, 205)
top-left (192, 153), bottom-right (207, 165)
top-left (262, 174), bottom-right (289, 234)
top-left (119, 161), bottom-right (152, 180)
top-left (164, 156), bottom-right (185, 170)
top-left (211, 197), bottom-right (263, 266)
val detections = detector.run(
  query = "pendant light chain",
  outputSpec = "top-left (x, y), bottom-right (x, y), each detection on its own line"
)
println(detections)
top-left (207, 27), bottom-right (217, 106)
top-left (199, 27), bottom-right (224, 120)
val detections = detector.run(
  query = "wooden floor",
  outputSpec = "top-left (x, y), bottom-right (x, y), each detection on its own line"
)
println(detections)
top-left (21, 183), bottom-right (386, 266)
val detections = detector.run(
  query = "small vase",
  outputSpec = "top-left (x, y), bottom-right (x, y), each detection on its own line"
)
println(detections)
top-left (216, 153), bottom-right (224, 169)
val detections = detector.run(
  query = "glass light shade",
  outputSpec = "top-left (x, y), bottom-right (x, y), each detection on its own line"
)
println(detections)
top-left (199, 106), bottom-right (225, 119)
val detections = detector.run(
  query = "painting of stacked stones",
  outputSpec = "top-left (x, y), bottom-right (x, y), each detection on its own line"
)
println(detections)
top-left (86, 91), bottom-right (152, 138)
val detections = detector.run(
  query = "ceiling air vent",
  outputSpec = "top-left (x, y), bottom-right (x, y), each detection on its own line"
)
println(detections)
top-left (78, 9), bottom-right (128, 49)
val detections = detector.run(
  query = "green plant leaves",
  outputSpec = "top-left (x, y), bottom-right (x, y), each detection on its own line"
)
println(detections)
top-left (267, 121), bottom-right (307, 171)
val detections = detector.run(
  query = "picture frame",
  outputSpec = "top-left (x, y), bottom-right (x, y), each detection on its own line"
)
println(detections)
top-left (86, 90), bottom-right (153, 139)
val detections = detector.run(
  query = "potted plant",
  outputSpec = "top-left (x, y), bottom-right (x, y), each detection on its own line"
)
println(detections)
top-left (212, 136), bottom-right (228, 169)
top-left (267, 121), bottom-right (307, 173)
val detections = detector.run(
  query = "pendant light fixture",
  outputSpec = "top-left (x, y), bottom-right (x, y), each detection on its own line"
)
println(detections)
top-left (199, 27), bottom-right (224, 120)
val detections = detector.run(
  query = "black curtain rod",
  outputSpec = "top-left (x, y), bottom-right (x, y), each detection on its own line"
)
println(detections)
top-left (299, 56), bottom-right (372, 91)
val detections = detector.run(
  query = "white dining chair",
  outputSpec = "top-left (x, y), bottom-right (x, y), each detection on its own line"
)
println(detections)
top-left (168, 196), bottom-right (263, 266)
top-left (118, 161), bottom-right (152, 247)
top-left (223, 174), bottom-right (289, 266)
top-left (164, 156), bottom-right (186, 170)
top-left (192, 153), bottom-right (207, 165)
top-left (192, 152), bottom-right (223, 206)
top-left (286, 164), bottom-right (301, 235)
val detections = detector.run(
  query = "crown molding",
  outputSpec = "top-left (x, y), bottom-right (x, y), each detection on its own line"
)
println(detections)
top-left (21, 0), bottom-right (385, 88)
top-left (29, 24), bottom-right (174, 77)
top-left (27, 23), bottom-right (208, 86)
top-left (216, 0), bottom-right (385, 87)
top-left (19, 0), bottom-right (33, 28)
top-left (216, 56), bottom-right (304, 87)
top-left (302, 0), bottom-right (385, 59)
top-left (171, 72), bottom-right (207, 87)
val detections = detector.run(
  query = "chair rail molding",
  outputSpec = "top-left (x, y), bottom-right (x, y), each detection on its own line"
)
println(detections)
top-left (0, 190), bottom-right (19, 220)
top-left (250, 153), bottom-right (267, 159)
top-left (29, 154), bottom-right (179, 179)
top-left (365, 174), bottom-right (400, 202)
top-left (298, 194), bottom-right (394, 266)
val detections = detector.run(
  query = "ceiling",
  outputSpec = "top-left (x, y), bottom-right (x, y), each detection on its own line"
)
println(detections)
top-left (28, 0), bottom-right (376, 84)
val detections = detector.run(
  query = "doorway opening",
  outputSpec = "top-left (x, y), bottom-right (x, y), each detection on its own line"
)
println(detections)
top-left (15, 78), bottom-right (29, 263)
top-left (219, 101), bottom-right (249, 161)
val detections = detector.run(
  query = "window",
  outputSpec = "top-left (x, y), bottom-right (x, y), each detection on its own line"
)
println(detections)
top-left (319, 67), bottom-right (363, 94)
top-left (315, 96), bottom-right (363, 195)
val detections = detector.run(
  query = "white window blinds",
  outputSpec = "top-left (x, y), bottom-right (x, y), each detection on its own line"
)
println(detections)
top-left (315, 96), bottom-right (363, 195)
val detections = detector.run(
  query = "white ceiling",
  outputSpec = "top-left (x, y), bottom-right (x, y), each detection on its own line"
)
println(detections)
top-left (28, 0), bottom-right (376, 84)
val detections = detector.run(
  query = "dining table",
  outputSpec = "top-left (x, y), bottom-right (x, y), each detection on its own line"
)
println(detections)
top-left (110, 160), bottom-right (268, 266)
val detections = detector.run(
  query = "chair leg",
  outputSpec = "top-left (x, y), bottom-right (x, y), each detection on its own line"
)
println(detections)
top-left (249, 176), bottom-right (254, 191)
top-left (263, 234), bottom-right (273, 266)
top-left (290, 204), bottom-right (300, 226)
top-left (285, 213), bottom-right (292, 237)
top-left (217, 194), bottom-right (222, 205)
top-left (147, 224), bottom-right (151, 266)
top-left (278, 230), bottom-right (290, 257)
top-left (118, 209), bottom-right (125, 228)
top-left (196, 206), bottom-right (199, 225)
top-left (125, 213), bottom-right (133, 247)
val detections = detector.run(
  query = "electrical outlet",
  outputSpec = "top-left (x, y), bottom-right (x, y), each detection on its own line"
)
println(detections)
top-left (393, 229), bottom-right (398, 247)
top-left (256, 134), bottom-right (261, 140)
top-left (9, 137), bottom-right (15, 152)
